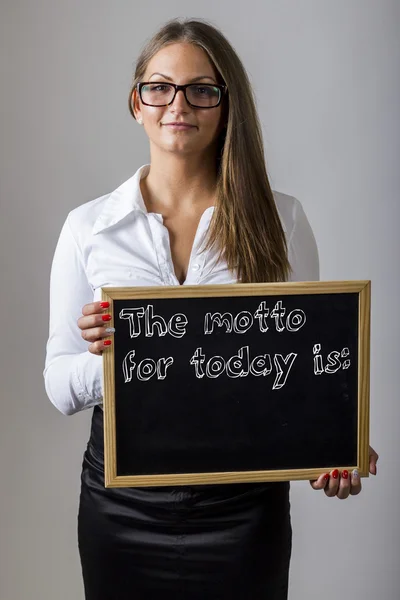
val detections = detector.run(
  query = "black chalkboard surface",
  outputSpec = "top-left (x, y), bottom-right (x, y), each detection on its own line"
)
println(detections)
top-left (101, 281), bottom-right (370, 488)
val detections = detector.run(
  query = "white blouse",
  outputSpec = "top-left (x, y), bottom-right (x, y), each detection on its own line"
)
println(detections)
top-left (43, 164), bottom-right (320, 416)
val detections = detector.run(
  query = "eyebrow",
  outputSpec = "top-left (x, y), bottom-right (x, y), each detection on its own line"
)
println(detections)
top-left (148, 72), bottom-right (217, 83)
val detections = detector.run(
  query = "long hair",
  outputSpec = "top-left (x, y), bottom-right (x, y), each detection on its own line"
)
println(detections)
top-left (128, 18), bottom-right (291, 283)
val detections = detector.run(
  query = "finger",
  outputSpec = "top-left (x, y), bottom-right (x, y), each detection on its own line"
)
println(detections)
top-left (336, 469), bottom-right (351, 500)
top-left (369, 446), bottom-right (379, 475)
top-left (81, 325), bottom-right (115, 343)
top-left (310, 473), bottom-right (329, 490)
top-left (82, 301), bottom-right (110, 316)
top-left (88, 338), bottom-right (113, 356)
top-left (77, 311), bottom-right (113, 331)
top-left (324, 469), bottom-right (340, 497)
top-left (350, 469), bottom-right (362, 495)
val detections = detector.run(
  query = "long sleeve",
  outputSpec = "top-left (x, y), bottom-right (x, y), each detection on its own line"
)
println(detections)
top-left (287, 198), bottom-right (320, 282)
top-left (43, 215), bottom-right (103, 416)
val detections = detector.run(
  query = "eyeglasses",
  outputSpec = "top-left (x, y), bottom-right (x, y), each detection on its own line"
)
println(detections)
top-left (137, 82), bottom-right (227, 108)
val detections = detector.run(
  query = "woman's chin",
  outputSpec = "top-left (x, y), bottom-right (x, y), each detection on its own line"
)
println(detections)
top-left (158, 140), bottom-right (201, 155)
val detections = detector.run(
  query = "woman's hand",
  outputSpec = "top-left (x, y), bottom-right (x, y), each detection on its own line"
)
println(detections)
top-left (77, 301), bottom-right (115, 355)
top-left (310, 446), bottom-right (379, 499)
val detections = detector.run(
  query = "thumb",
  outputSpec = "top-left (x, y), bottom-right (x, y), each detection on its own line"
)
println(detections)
top-left (310, 473), bottom-right (329, 490)
top-left (369, 446), bottom-right (379, 475)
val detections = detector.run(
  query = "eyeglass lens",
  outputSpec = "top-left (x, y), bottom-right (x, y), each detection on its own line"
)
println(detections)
top-left (141, 83), bottom-right (221, 107)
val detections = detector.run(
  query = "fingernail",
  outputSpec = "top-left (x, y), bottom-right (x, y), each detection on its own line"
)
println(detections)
top-left (104, 327), bottom-right (115, 334)
top-left (332, 469), bottom-right (339, 479)
top-left (352, 469), bottom-right (359, 479)
top-left (342, 470), bottom-right (349, 479)
top-left (103, 340), bottom-right (112, 346)
top-left (100, 301), bottom-right (110, 308)
top-left (323, 474), bottom-right (329, 481)
top-left (102, 314), bottom-right (112, 322)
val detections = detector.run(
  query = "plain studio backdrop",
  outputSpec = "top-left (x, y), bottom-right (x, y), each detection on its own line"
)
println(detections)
top-left (1, 1), bottom-right (399, 598)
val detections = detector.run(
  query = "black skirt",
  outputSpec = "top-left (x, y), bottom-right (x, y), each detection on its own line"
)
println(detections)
top-left (78, 406), bottom-right (292, 600)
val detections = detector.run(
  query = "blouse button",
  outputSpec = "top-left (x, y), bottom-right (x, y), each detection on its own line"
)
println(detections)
top-left (192, 263), bottom-right (200, 271)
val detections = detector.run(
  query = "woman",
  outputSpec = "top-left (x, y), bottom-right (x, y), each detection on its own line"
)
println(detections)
top-left (44, 18), bottom-right (378, 599)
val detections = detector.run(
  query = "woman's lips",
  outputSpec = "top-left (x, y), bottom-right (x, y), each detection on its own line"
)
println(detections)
top-left (163, 123), bottom-right (195, 130)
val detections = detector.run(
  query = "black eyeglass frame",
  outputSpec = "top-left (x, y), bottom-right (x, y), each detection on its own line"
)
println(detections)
top-left (137, 82), bottom-right (227, 108)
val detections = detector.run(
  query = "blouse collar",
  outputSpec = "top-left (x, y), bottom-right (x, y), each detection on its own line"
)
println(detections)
top-left (92, 164), bottom-right (150, 235)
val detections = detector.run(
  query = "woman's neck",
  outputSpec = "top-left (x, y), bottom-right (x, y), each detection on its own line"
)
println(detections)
top-left (141, 152), bottom-right (218, 214)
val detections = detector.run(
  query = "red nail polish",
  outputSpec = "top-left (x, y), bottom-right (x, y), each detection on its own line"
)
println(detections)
top-left (102, 314), bottom-right (112, 322)
top-left (332, 469), bottom-right (339, 479)
top-left (100, 301), bottom-right (110, 308)
top-left (342, 470), bottom-right (349, 479)
top-left (103, 340), bottom-right (112, 346)
top-left (323, 474), bottom-right (329, 481)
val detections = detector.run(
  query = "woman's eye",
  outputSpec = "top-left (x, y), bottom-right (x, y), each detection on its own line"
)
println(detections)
top-left (192, 86), bottom-right (219, 98)
top-left (195, 87), bottom-right (210, 95)
top-left (144, 84), bottom-right (170, 93)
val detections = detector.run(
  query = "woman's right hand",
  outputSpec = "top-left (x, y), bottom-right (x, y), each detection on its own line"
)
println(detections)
top-left (77, 301), bottom-right (115, 355)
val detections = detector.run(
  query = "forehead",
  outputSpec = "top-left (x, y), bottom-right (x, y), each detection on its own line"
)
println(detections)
top-left (144, 42), bottom-right (217, 80)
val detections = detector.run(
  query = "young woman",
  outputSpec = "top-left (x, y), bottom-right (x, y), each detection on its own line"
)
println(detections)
top-left (44, 18), bottom-right (378, 600)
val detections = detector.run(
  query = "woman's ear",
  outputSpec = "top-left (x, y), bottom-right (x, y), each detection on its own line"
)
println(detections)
top-left (131, 88), bottom-right (141, 121)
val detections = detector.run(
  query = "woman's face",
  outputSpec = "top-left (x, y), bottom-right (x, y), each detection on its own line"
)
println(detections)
top-left (132, 42), bottom-right (225, 158)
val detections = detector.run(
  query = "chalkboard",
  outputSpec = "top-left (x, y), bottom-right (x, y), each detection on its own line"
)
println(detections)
top-left (101, 281), bottom-right (370, 488)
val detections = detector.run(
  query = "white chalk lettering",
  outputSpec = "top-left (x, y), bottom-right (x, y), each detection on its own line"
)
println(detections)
top-left (122, 350), bottom-right (174, 382)
top-left (325, 351), bottom-right (341, 374)
top-left (189, 346), bottom-right (297, 389)
top-left (249, 354), bottom-right (273, 376)
top-left (145, 305), bottom-right (168, 337)
top-left (168, 313), bottom-right (188, 338)
top-left (120, 305), bottom-right (188, 338)
top-left (286, 309), bottom-right (306, 332)
top-left (313, 343), bottom-right (324, 375)
top-left (233, 311), bottom-right (253, 334)
top-left (270, 301), bottom-right (286, 332)
top-left (190, 347), bottom-right (206, 378)
top-left (122, 349), bottom-right (136, 382)
top-left (273, 353), bottom-right (297, 389)
top-left (205, 356), bottom-right (226, 378)
top-left (226, 346), bottom-right (249, 378)
top-left (313, 344), bottom-right (352, 374)
top-left (137, 358), bottom-right (157, 381)
top-left (204, 301), bottom-right (306, 335)
top-left (119, 308), bottom-right (144, 338)
top-left (157, 357), bottom-right (174, 379)
top-left (204, 312), bottom-right (233, 334)
top-left (254, 301), bottom-right (270, 332)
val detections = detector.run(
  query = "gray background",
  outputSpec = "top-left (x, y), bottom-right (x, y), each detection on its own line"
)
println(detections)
top-left (1, 1), bottom-right (399, 598)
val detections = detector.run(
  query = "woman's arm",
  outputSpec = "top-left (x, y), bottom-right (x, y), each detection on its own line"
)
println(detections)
top-left (43, 215), bottom-right (103, 416)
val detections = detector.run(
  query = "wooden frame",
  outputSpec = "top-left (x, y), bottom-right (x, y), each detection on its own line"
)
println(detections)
top-left (101, 280), bottom-right (370, 488)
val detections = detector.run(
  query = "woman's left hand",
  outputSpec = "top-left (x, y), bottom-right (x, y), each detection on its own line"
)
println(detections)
top-left (310, 446), bottom-right (379, 499)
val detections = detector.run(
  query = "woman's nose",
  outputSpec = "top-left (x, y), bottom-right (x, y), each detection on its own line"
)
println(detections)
top-left (170, 89), bottom-right (190, 110)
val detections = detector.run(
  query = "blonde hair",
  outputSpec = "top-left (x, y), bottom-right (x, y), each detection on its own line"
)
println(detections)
top-left (128, 18), bottom-right (291, 283)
